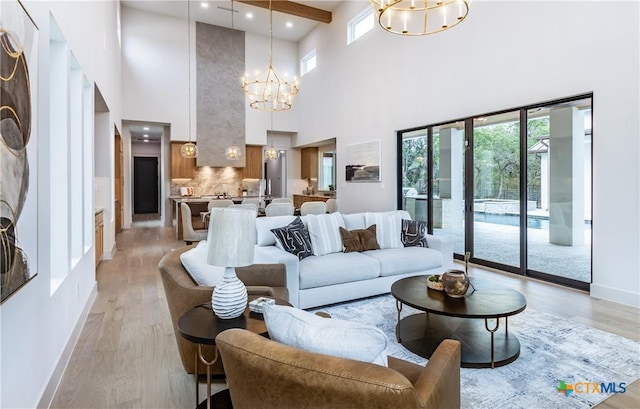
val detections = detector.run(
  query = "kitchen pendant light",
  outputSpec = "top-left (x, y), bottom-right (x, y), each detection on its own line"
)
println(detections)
top-left (265, 110), bottom-right (279, 161)
top-left (181, 0), bottom-right (198, 158)
top-left (224, 0), bottom-right (241, 160)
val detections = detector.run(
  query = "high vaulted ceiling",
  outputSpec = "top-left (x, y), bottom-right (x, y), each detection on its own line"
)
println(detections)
top-left (122, 0), bottom-right (344, 42)
top-left (122, 1), bottom-right (346, 143)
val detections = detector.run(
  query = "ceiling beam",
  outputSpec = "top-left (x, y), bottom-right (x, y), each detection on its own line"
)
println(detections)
top-left (237, 1), bottom-right (332, 24)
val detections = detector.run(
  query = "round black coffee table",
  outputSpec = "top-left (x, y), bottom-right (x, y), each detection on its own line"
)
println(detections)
top-left (391, 275), bottom-right (526, 368)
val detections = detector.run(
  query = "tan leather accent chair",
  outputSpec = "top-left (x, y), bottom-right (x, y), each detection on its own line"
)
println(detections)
top-left (216, 328), bottom-right (461, 409)
top-left (158, 246), bottom-right (289, 376)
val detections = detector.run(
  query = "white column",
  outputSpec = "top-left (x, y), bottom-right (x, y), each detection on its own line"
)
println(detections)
top-left (540, 152), bottom-right (549, 210)
top-left (438, 128), bottom-right (464, 228)
top-left (549, 107), bottom-right (585, 246)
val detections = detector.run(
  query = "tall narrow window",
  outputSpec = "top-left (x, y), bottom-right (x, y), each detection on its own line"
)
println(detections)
top-left (347, 7), bottom-right (374, 44)
top-left (300, 49), bottom-right (316, 76)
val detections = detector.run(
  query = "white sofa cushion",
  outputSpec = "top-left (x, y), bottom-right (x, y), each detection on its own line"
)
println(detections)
top-left (263, 304), bottom-right (388, 366)
top-left (305, 212), bottom-right (346, 256)
top-left (365, 211), bottom-right (403, 249)
top-left (342, 213), bottom-right (366, 230)
top-left (364, 246), bottom-right (443, 277)
top-left (298, 252), bottom-right (380, 289)
top-left (255, 215), bottom-right (297, 246)
top-left (179, 241), bottom-right (224, 286)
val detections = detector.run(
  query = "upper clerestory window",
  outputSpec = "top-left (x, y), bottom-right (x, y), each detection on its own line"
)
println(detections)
top-left (301, 49), bottom-right (317, 76)
top-left (347, 7), bottom-right (374, 45)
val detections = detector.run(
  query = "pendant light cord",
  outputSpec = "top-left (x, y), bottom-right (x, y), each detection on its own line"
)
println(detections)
top-left (187, 0), bottom-right (192, 143)
top-left (268, 0), bottom-right (273, 65)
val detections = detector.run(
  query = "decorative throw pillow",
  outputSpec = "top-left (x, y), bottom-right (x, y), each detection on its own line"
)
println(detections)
top-left (270, 217), bottom-right (313, 260)
top-left (263, 304), bottom-right (388, 367)
top-left (401, 219), bottom-right (428, 247)
top-left (365, 211), bottom-right (403, 249)
top-left (339, 225), bottom-right (380, 253)
top-left (305, 212), bottom-right (346, 256)
top-left (179, 241), bottom-right (225, 286)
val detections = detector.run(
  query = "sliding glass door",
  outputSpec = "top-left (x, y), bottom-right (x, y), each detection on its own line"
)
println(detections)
top-left (397, 94), bottom-right (592, 290)
top-left (526, 98), bottom-right (592, 284)
top-left (472, 112), bottom-right (521, 269)
top-left (432, 123), bottom-right (465, 256)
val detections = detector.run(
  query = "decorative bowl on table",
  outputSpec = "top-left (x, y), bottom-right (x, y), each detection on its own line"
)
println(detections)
top-left (441, 269), bottom-right (470, 298)
top-left (426, 274), bottom-right (444, 291)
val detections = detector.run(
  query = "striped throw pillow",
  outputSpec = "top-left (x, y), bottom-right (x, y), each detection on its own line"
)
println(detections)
top-left (306, 213), bottom-right (346, 256)
top-left (365, 211), bottom-right (403, 249)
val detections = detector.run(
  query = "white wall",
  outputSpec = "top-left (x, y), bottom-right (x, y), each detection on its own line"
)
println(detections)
top-left (121, 7), bottom-right (299, 146)
top-left (1, 1), bottom-right (121, 408)
top-left (296, 1), bottom-right (640, 307)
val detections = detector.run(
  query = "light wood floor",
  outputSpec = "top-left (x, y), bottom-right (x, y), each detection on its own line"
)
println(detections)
top-left (49, 221), bottom-right (639, 408)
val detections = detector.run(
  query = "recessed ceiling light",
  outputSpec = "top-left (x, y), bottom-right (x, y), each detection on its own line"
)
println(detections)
top-left (143, 126), bottom-right (149, 130)
top-left (246, 12), bottom-right (253, 19)
top-left (143, 139), bottom-right (149, 143)
top-left (143, 134), bottom-right (149, 138)
top-left (201, 2), bottom-right (209, 9)
top-left (286, 22), bottom-right (293, 28)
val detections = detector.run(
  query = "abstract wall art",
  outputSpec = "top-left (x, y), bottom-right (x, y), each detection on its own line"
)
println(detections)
top-left (1, 0), bottom-right (38, 303)
top-left (345, 140), bottom-right (381, 183)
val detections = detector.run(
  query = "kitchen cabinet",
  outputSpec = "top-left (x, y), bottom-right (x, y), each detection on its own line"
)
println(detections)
top-left (242, 145), bottom-right (263, 179)
top-left (171, 142), bottom-right (196, 179)
top-left (293, 194), bottom-right (329, 210)
top-left (301, 147), bottom-right (318, 179)
top-left (95, 209), bottom-right (104, 269)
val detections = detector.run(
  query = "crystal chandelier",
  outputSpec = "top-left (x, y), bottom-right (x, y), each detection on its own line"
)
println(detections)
top-left (265, 110), bottom-right (279, 161)
top-left (242, 0), bottom-right (299, 111)
top-left (181, 0), bottom-right (198, 158)
top-left (370, 0), bottom-right (470, 36)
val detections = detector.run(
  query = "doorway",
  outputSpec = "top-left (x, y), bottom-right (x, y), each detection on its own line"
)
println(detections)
top-left (264, 151), bottom-right (286, 198)
top-left (133, 156), bottom-right (159, 214)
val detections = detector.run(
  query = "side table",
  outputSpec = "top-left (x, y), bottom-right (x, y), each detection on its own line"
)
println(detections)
top-left (178, 297), bottom-right (291, 409)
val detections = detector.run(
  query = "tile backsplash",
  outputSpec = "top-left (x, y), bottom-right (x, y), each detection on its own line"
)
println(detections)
top-left (171, 167), bottom-right (241, 197)
top-left (170, 167), bottom-right (265, 197)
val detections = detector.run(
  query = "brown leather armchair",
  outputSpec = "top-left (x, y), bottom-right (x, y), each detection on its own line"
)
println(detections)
top-left (158, 246), bottom-right (289, 375)
top-left (216, 328), bottom-right (461, 409)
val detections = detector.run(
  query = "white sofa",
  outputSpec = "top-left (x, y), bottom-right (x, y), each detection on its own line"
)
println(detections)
top-left (253, 210), bottom-right (454, 309)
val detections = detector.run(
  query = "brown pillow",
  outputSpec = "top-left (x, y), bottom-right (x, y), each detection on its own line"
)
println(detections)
top-left (339, 225), bottom-right (381, 253)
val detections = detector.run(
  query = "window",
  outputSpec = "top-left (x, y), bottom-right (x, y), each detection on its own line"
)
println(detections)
top-left (348, 7), bottom-right (374, 44)
top-left (320, 151), bottom-right (336, 190)
top-left (397, 94), bottom-right (593, 292)
top-left (300, 49), bottom-right (316, 76)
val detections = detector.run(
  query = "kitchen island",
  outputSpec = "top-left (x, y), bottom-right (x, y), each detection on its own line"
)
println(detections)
top-left (171, 196), bottom-right (268, 240)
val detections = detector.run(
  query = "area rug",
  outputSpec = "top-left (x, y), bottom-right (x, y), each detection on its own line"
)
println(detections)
top-left (309, 294), bottom-right (640, 409)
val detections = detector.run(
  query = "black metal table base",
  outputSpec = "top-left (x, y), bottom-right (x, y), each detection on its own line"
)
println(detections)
top-left (397, 313), bottom-right (521, 368)
top-left (196, 389), bottom-right (233, 409)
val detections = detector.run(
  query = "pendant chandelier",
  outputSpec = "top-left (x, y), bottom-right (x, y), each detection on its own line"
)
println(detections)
top-left (265, 110), bottom-right (279, 161)
top-left (225, 0), bottom-right (241, 160)
top-left (181, 0), bottom-right (198, 158)
top-left (242, 0), bottom-right (299, 111)
top-left (370, 0), bottom-right (470, 36)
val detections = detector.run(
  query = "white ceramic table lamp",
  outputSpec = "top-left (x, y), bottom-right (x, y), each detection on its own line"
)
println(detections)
top-left (206, 207), bottom-right (256, 319)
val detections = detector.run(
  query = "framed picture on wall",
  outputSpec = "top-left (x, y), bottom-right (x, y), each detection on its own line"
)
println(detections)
top-left (345, 141), bottom-right (381, 182)
top-left (1, 0), bottom-right (39, 303)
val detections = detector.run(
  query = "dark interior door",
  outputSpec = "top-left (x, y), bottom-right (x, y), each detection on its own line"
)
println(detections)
top-left (133, 156), bottom-right (158, 214)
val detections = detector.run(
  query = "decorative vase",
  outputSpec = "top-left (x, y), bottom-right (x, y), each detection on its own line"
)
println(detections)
top-left (442, 269), bottom-right (470, 298)
top-left (211, 267), bottom-right (248, 320)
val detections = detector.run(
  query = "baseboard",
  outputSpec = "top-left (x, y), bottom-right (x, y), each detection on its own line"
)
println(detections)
top-left (37, 284), bottom-right (98, 409)
top-left (102, 242), bottom-right (116, 261)
top-left (590, 283), bottom-right (640, 308)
